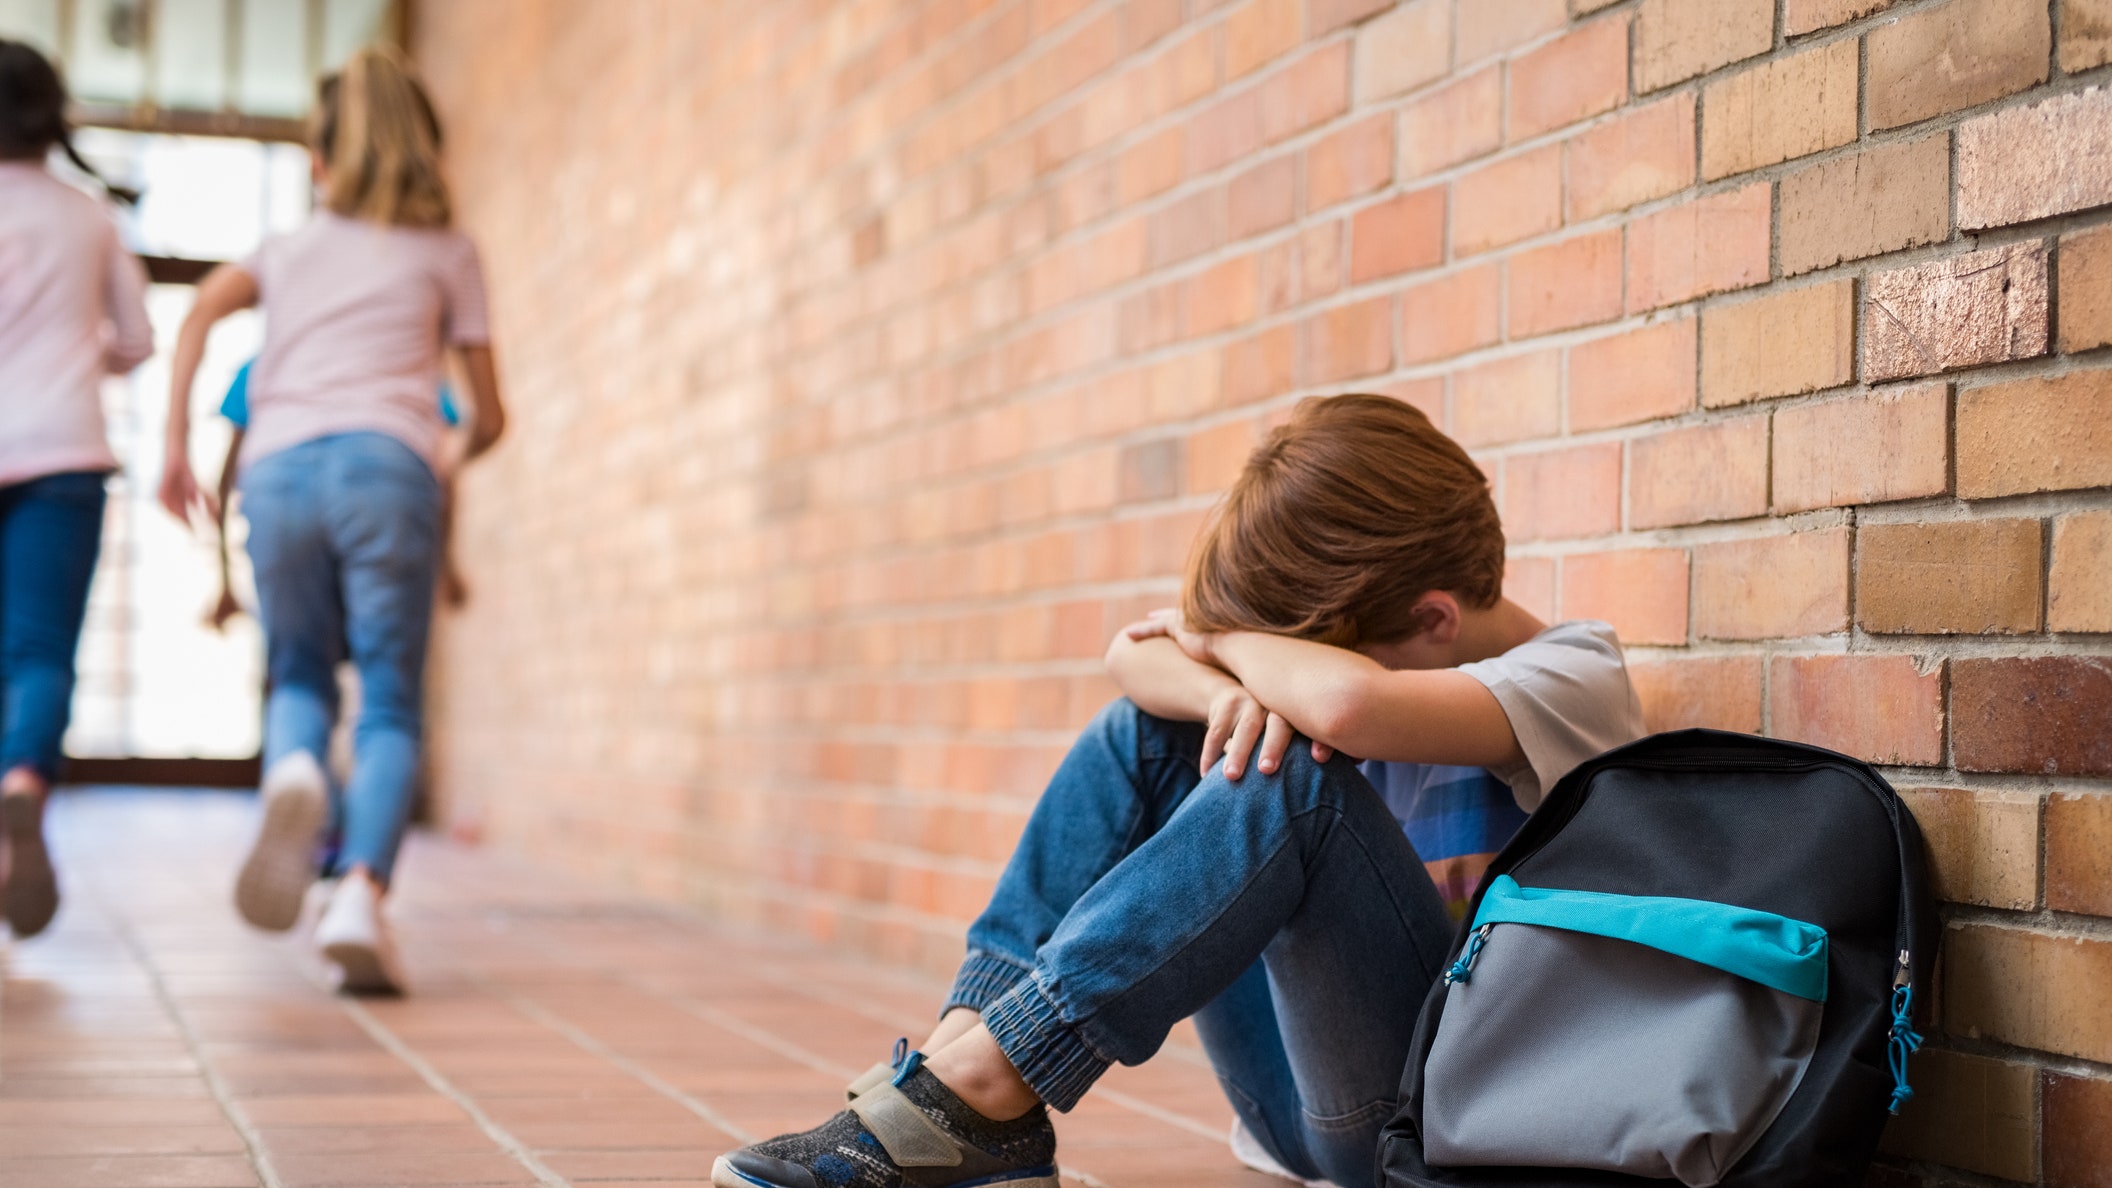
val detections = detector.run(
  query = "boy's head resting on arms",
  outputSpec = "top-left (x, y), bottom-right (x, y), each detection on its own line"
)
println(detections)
top-left (1183, 393), bottom-right (1508, 670)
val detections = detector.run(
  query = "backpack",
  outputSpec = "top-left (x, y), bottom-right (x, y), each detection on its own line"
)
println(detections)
top-left (1377, 729), bottom-right (1937, 1188)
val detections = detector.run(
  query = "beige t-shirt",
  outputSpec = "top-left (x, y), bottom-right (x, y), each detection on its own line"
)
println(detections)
top-left (1458, 619), bottom-right (1648, 811)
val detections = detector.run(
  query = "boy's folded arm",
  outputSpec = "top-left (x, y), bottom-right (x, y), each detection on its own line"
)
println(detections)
top-left (1209, 632), bottom-right (1526, 770)
top-left (1104, 632), bottom-right (1238, 723)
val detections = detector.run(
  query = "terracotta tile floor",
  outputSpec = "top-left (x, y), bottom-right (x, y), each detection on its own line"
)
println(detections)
top-left (0, 789), bottom-right (1281, 1188)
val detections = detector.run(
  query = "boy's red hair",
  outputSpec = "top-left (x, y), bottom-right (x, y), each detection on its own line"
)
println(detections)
top-left (1182, 394), bottom-right (1505, 648)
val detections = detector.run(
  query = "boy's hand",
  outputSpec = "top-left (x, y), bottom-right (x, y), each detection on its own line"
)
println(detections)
top-left (1203, 686), bottom-right (1336, 781)
top-left (1125, 608), bottom-right (1217, 664)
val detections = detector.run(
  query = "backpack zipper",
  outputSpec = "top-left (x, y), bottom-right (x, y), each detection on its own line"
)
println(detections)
top-left (1443, 924), bottom-right (1494, 985)
top-left (1887, 948), bottom-right (1922, 1114)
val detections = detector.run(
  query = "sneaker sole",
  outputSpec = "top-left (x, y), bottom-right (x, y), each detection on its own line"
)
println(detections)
top-left (234, 778), bottom-right (325, 931)
top-left (320, 938), bottom-right (403, 996)
top-left (2, 794), bottom-right (57, 938)
top-left (709, 1156), bottom-right (1059, 1188)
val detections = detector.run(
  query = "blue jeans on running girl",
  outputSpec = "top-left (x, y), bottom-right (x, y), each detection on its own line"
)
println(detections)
top-left (0, 471), bottom-right (106, 780)
top-left (946, 698), bottom-right (1456, 1188)
top-left (240, 432), bottom-right (439, 884)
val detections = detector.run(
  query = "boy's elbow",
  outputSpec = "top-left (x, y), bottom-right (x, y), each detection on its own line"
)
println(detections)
top-left (1305, 674), bottom-right (1373, 750)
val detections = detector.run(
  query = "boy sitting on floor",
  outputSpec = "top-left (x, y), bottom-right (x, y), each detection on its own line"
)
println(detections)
top-left (713, 394), bottom-right (1647, 1188)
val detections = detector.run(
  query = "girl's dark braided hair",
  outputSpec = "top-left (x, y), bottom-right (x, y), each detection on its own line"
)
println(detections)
top-left (0, 39), bottom-right (138, 204)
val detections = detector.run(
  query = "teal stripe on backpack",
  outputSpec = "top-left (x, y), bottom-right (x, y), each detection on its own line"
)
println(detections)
top-left (1468, 876), bottom-right (1830, 1002)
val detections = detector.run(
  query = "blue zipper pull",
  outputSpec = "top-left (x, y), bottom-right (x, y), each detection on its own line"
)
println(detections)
top-left (1887, 949), bottom-right (1922, 1114)
top-left (1444, 924), bottom-right (1494, 985)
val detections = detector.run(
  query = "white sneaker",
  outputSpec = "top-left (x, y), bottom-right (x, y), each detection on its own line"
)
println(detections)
top-left (1229, 1118), bottom-right (1338, 1188)
top-left (315, 874), bottom-right (406, 995)
top-left (234, 752), bottom-right (327, 931)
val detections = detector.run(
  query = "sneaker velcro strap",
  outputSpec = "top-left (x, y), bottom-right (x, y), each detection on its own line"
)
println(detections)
top-left (845, 1061), bottom-right (895, 1102)
top-left (848, 1083), bottom-right (966, 1168)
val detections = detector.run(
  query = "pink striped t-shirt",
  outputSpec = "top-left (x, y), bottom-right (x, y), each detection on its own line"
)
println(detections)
top-left (0, 162), bottom-right (153, 488)
top-left (238, 212), bottom-right (490, 472)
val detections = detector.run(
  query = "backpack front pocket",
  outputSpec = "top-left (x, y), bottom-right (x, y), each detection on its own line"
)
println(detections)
top-left (1421, 877), bottom-right (1828, 1188)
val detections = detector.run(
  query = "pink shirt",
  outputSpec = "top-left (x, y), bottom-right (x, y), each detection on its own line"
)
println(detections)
top-left (0, 162), bottom-right (153, 487)
top-left (239, 212), bottom-right (490, 472)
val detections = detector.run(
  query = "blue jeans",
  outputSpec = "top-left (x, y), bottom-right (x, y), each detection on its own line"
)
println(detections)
top-left (240, 433), bottom-right (439, 883)
top-left (0, 471), bottom-right (106, 781)
top-left (947, 699), bottom-right (1455, 1188)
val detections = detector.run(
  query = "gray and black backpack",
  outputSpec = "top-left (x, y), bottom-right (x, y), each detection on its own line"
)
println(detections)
top-left (1379, 729), bottom-right (1937, 1188)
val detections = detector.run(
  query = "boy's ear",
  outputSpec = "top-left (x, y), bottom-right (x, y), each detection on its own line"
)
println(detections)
top-left (1410, 591), bottom-right (1463, 644)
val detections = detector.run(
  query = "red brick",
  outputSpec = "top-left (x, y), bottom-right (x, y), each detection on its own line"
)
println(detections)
top-left (1879, 1048), bottom-right (2038, 1179)
top-left (1308, 0), bottom-right (1392, 36)
top-left (1635, 0), bottom-right (1773, 92)
top-left (1149, 187), bottom-right (1227, 267)
top-left (1630, 655), bottom-right (1765, 734)
top-left (1304, 114), bottom-right (1393, 213)
top-left (2044, 1071), bottom-right (2112, 1188)
top-left (1295, 219), bottom-right (1348, 303)
top-left (1768, 654), bottom-right (1947, 766)
top-left (1895, 785), bottom-right (2040, 909)
top-left (1507, 229), bottom-right (1623, 339)
top-left (1353, 0), bottom-right (1450, 102)
top-left (2050, 510), bottom-right (2112, 633)
top-left (1260, 43), bottom-right (1350, 144)
top-left (1693, 528), bottom-right (1852, 640)
top-left (1560, 548), bottom-right (1690, 645)
top-left (1401, 265), bottom-right (1501, 365)
top-left (1568, 318), bottom-right (1696, 431)
top-left (1227, 155), bottom-right (1297, 239)
top-left (1507, 16), bottom-right (1629, 141)
top-left (1118, 438), bottom-right (1183, 502)
top-left (1185, 88), bottom-right (1267, 177)
top-left (1625, 184), bottom-right (1771, 313)
top-left (1863, 242), bottom-right (2049, 382)
top-left (1867, 0), bottom-right (2050, 131)
top-left (1376, 376), bottom-right (1446, 424)
top-left (1457, 0), bottom-right (1568, 64)
top-left (1186, 418), bottom-right (1259, 493)
top-left (1628, 416), bottom-right (1770, 529)
top-left (1225, 0), bottom-right (1300, 79)
top-left (1772, 385), bottom-right (1951, 513)
top-left (1453, 146), bottom-right (1562, 258)
top-left (1502, 441), bottom-right (1622, 540)
top-left (1953, 657), bottom-right (2112, 777)
top-left (1565, 93), bottom-right (1696, 222)
top-left (1786, 0), bottom-right (1899, 34)
top-left (1220, 324), bottom-right (1298, 407)
top-left (1956, 370), bottom-right (2112, 498)
top-left (1778, 136), bottom-right (1952, 276)
top-left (1349, 187), bottom-right (1447, 283)
top-left (1299, 297), bottom-right (1394, 384)
top-left (2065, 0), bottom-right (2112, 72)
top-left (1700, 39), bottom-right (1859, 180)
top-left (1399, 67), bottom-right (1502, 179)
top-left (1856, 519), bottom-right (2044, 635)
top-left (1186, 254), bottom-right (1262, 336)
top-left (2048, 792), bottom-right (2112, 918)
top-left (1945, 924), bottom-right (2112, 1065)
top-left (1117, 127), bottom-right (1185, 204)
top-left (1505, 554), bottom-right (1557, 622)
top-left (1958, 86), bottom-right (2112, 229)
top-left (1700, 281), bottom-right (1854, 407)
top-left (1455, 350), bottom-right (1562, 447)
top-left (2058, 223), bottom-right (2112, 352)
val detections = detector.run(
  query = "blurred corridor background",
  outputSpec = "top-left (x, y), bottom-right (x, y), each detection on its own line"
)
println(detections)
top-left (5, 0), bottom-right (2111, 1183)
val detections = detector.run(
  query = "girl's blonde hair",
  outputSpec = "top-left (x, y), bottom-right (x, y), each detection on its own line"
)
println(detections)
top-left (310, 45), bottom-right (450, 228)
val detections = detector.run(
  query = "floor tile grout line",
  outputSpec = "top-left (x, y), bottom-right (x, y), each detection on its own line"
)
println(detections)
top-left (101, 910), bottom-right (285, 1188)
top-left (498, 988), bottom-right (760, 1146)
top-left (741, 960), bottom-right (1232, 1146)
top-left (595, 957), bottom-right (1222, 1184)
top-left (336, 998), bottom-right (572, 1187)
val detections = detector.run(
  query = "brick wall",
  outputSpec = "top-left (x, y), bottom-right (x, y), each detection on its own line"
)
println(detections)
top-left (411, 1), bottom-right (2111, 1179)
